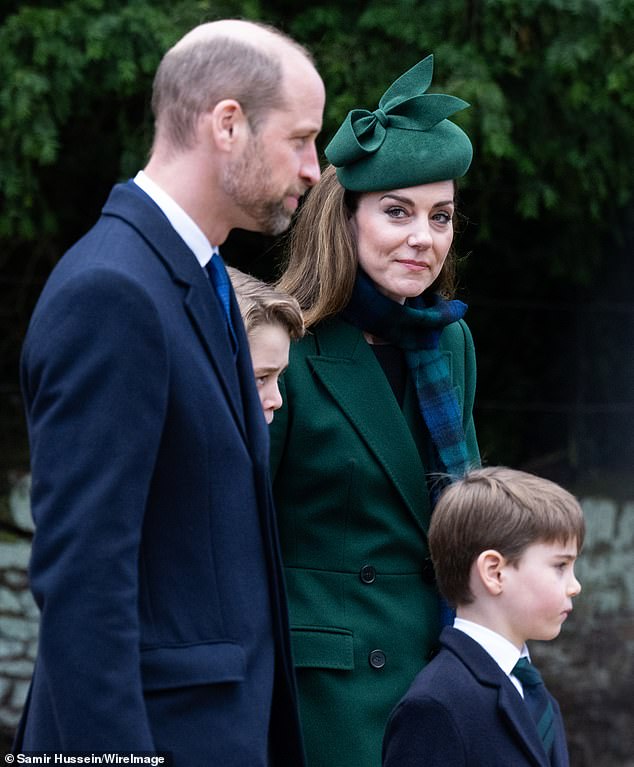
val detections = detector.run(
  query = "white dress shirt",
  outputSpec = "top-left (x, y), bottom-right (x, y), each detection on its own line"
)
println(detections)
top-left (133, 170), bottom-right (219, 266)
top-left (454, 617), bottom-right (529, 697)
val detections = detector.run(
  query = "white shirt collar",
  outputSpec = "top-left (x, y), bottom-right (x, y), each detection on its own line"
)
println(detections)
top-left (454, 617), bottom-right (529, 695)
top-left (133, 170), bottom-right (218, 266)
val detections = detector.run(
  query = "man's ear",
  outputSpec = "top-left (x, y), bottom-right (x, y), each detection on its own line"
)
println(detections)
top-left (475, 549), bottom-right (506, 596)
top-left (201, 99), bottom-right (249, 152)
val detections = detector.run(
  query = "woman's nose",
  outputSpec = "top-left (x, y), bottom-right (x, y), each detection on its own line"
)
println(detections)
top-left (407, 225), bottom-right (432, 249)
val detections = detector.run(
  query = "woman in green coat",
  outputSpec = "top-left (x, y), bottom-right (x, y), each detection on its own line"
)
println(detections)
top-left (270, 55), bottom-right (480, 767)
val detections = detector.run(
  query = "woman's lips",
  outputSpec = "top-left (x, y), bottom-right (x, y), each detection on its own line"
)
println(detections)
top-left (398, 259), bottom-right (430, 271)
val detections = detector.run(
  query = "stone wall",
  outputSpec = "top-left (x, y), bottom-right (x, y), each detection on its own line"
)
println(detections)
top-left (0, 474), bottom-right (36, 749)
top-left (531, 497), bottom-right (634, 767)
top-left (0, 541), bottom-right (37, 740)
top-left (1, 488), bottom-right (633, 764)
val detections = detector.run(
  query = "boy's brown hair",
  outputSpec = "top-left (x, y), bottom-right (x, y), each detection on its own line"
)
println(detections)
top-left (429, 466), bottom-right (585, 607)
top-left (227, 267), bottom-right (305, 340)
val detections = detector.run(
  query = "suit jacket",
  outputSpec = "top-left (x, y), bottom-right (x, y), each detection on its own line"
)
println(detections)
top-left (382, 627), bottom-right (570, 767)
top-left (269, 317), bottom-right (479, 767)
top-left (15, 181), bottom-right (304, 767)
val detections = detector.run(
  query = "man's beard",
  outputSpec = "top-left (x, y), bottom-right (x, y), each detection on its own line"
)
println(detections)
top-left (223, 142), bottom-right (296, 236)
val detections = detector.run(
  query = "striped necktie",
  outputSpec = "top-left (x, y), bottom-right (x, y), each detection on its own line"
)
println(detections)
top-left (205, 253), bottom-right (238, 354)
top-left (512, 657), bottom-right (556, 757)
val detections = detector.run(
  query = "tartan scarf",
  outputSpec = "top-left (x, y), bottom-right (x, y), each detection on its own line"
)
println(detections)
top-left (341, 269), bottom-right (471, 490)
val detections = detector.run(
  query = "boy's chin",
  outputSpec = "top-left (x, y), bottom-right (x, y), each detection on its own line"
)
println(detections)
top-left (528, 625), bottom-right (563, 643)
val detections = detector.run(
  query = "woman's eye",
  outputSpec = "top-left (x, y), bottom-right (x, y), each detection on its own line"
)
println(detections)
top-left (386, 206), bottom-right (407, 218)
top-left (433, 212), bottom-right (452, 224)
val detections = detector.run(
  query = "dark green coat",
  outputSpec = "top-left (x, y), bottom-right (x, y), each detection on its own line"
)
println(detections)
top-left (270, 316), bottom-right (479, 767)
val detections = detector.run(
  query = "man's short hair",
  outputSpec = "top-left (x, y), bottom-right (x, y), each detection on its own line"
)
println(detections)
top-left (152, 22), bottom-right (312, 150)
top-left (227, 266), bottom-right (304, 340)
top-left (429, 466), bottom-right (585, 607)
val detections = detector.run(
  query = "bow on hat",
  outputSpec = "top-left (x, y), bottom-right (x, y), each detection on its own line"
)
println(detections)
top-left (326, 55), bottom-right (469, 167)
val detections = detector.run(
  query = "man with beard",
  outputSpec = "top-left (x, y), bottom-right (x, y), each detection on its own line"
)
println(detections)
top-left (14, 19), bottom-right (324, 767)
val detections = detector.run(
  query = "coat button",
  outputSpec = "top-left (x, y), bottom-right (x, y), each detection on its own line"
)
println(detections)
top-left (369, 649), bottom-right (386, 669)
top-left (359, 565), bottom-right (376, 584)
top-left (421, 557), bottom-right (436, 586)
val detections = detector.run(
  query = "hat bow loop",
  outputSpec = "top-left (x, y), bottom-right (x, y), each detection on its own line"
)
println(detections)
top-left (326, 55), bottom-right (470, 169)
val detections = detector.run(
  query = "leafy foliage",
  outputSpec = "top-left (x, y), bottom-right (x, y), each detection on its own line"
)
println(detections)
top-left (281, 0), bottom-right (633, 284)
top-left (1, 0), bottom-right (632, 477)
top-left (1, 0), bottom-right (632, 272)
top-left (0, 0), bottom-right (253, 242)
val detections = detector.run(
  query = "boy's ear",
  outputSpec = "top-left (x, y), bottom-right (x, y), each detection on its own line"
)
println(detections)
top-left (475, 550), bottom-right (506, 596)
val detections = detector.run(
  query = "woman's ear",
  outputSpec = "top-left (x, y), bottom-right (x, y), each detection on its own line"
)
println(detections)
top-left (475, 549), bottom-right (506, 596)
top-left (201, 99), bottom-right (249, 153)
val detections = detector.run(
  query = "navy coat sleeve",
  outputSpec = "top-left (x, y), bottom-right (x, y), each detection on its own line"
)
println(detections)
top-left (22, 268), bottom-right (168, 748)
top-left (383, 697), bottom-right (467, 767)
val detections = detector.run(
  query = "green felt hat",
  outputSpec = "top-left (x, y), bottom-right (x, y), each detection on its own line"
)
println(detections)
top-left (325, 55), bottom-right (472, 192)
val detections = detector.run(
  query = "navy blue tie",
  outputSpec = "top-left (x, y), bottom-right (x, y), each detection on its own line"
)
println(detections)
top-left (205, 254), bottom-right (238, 354)
top-left (512, 657), bottom-right (556, 756)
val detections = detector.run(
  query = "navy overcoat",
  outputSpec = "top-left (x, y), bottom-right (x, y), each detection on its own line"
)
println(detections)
top-left (15, 181), bottom-right (304, 767)
top-left (383, 627), bottom-right (570, 767)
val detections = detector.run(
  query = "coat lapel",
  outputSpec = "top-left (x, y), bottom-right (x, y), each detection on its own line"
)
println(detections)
top-left (496, 684), bottom-right (550, 767)
top-left (308, 319), bottom-right (432, 535)
top-left (102, 182), bottom-right (247, 443)
top-left (441, 628), bottom-right (550, 767)
top-left (183, 284), bottom-right (247, 439)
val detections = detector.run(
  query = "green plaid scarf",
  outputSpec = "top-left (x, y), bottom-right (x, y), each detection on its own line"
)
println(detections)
top-left (342, 269), bottom-right (471, 487)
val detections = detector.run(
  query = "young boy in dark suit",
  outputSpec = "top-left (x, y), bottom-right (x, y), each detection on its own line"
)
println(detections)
top-left (382, 466), bottom-right (584, 767)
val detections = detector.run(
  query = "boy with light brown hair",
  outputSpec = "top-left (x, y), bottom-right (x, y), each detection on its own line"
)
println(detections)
top-left (228, 266), bottom-right (304, 424)
top-left (383, 466), bottom-right (584, 767)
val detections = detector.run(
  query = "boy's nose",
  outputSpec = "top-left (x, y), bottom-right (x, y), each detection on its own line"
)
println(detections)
top-left (568, 573), bottom-right (582, 597)
top-left (265, 383), bottom-right (283, 411)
